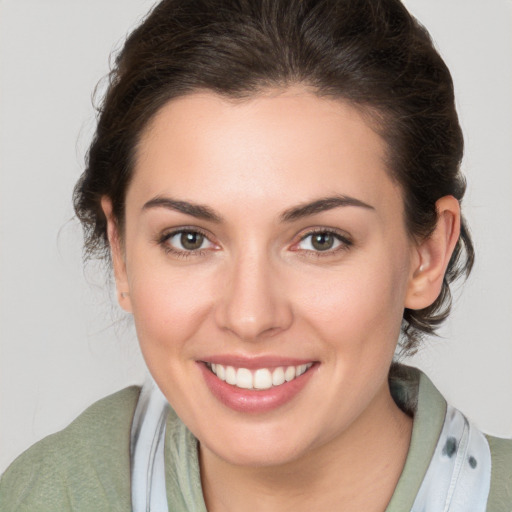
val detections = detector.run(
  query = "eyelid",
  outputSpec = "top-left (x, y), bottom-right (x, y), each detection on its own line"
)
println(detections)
top-left (157, 226), bottom-right (219, 256)
top-left (156, 225), bottom-right (352, 258)
top-left (290, 227), bottom-right (353, 254)
top-left (159, 225), bottom-right (211, 241)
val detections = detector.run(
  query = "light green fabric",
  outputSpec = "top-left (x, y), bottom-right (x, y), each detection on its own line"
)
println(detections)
top-left (1, 371), bottom-right (510, 511)
top-left (0, 386), bottom-right (139, 511)
top-left (385, 370), bottom-right (448, 511)
top-left (486, 435), bottom-right (512, 511)
top-left (164, 407), bottom-right (207, 511)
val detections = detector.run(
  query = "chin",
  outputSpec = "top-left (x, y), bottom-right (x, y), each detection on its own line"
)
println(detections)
top-left (197, 418), bottom-right (320, 469)
top-left (205, 442), bottom-right (307, 469)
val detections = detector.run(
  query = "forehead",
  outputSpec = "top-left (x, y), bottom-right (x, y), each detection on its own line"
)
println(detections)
top-left (130, 87), bottom-right (402, 216)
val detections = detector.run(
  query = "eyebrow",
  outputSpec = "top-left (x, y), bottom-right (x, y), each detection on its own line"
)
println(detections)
top-left (142, 197), bottom-right (223, 222)
top-left (142, 194), bottom-right (374, 223)
top-left (280, 195), bottom-right (374, 222)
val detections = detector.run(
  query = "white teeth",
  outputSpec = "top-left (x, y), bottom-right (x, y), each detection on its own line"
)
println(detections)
top-left (272, 367), bottom-right (285, 386)
top-left (208, 362), bottom-right (313, 390)
top-left (236, 368), bottom-right (253, 389)
top-left (216, 364), bottom-right (226, 381)
top-left (254, 369), bottom-right (273, 390)
top-left (284, 366), bottom-right (296, 382)
top-left (297, 364), bottom-right (308, 376)
top-left (225, 366), bottom-right (237, 385)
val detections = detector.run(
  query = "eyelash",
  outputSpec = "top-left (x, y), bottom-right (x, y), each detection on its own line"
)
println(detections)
top-left (157, 228), bottom-right (353, 259)
top-left (157, 228), bottom-right (214, 259)
top-left (293, 228), bottom-right (353, 258)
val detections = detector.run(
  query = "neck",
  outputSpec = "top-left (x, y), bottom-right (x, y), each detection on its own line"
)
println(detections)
top-left (200, 382), bottom-right (413, 512)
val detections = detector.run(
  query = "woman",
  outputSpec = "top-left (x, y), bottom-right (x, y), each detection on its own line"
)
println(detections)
top-left (1, 0), bottom-right (510, 510)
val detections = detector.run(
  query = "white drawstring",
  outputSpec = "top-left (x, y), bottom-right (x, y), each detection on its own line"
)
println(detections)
top-left (131, 376), bottom-right (170, 512)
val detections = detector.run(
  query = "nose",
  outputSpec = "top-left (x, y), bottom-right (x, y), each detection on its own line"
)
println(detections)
top-left (214, 250), bottom-right (293, 341)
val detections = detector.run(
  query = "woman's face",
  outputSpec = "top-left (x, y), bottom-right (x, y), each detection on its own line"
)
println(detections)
top-left (112, 88), bottom-right (421, 467)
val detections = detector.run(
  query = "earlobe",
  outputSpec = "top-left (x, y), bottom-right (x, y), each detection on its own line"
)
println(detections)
top-left (405, 196), bottom-right (461, 310)
top-left (100, 197), bottom-right (133, 313)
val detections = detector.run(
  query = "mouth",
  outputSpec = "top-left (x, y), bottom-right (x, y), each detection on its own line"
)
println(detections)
top-left (205, 362), bottom-right (314, 390)
top-left (198, 355), bottom-right (318, 412)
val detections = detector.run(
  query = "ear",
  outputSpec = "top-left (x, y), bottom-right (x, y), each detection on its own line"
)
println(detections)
top-left (405, 196), bottom-right (461, 310)
top-left (101, 197), bottom-right (133, 313)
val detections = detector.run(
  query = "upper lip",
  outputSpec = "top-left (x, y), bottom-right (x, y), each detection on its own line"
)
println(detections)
top-left (199, 354), bottom-right (317, 369)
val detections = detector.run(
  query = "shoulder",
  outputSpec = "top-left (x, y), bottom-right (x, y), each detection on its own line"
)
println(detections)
top-left (0, 386), bottom-right (140, 512)
top-left (486, 434), bottom-right (512, 511)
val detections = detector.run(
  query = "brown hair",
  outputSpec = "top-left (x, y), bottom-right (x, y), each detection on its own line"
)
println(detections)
top-left (74, 0), bottom-right (474, 353)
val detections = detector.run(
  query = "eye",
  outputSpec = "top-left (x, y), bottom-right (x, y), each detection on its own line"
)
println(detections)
top-left (160, 229), bottom-right (215, 254)
top-left (294, 230), bottom-right (352, 253)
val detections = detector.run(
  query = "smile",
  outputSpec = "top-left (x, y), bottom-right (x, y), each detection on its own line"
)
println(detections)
top-left (206, 362), bottom-right (314, 390)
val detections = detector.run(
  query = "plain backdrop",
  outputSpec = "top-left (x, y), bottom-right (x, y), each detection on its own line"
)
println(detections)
top-left (0, 0), bottom-right (511, 473)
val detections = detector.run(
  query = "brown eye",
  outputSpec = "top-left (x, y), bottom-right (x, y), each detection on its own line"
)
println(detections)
top-left (295, 230), bottom-right (352, 254)
top-left (180, 231), bottom-right (205, 250)
top-left (311, 233), bottom-right (335, 251)
top-left (162, 230), bottom-right (214, 253)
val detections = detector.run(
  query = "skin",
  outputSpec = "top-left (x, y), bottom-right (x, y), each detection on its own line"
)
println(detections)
top-left (103, 87), bottom-right (460, 511)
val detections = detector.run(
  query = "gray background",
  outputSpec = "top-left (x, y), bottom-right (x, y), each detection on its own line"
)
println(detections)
top-left (1, 0), bottom-right (511, 473)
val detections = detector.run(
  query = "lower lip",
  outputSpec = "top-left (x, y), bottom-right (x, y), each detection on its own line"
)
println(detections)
top-left (198, 362), bottom-right (317, 413)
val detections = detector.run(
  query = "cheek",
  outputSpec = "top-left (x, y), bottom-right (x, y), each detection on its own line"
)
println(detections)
top-left (126, 259), bottom-right (215, 354)
top-left (295, 254), bottom-right (409, 354)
